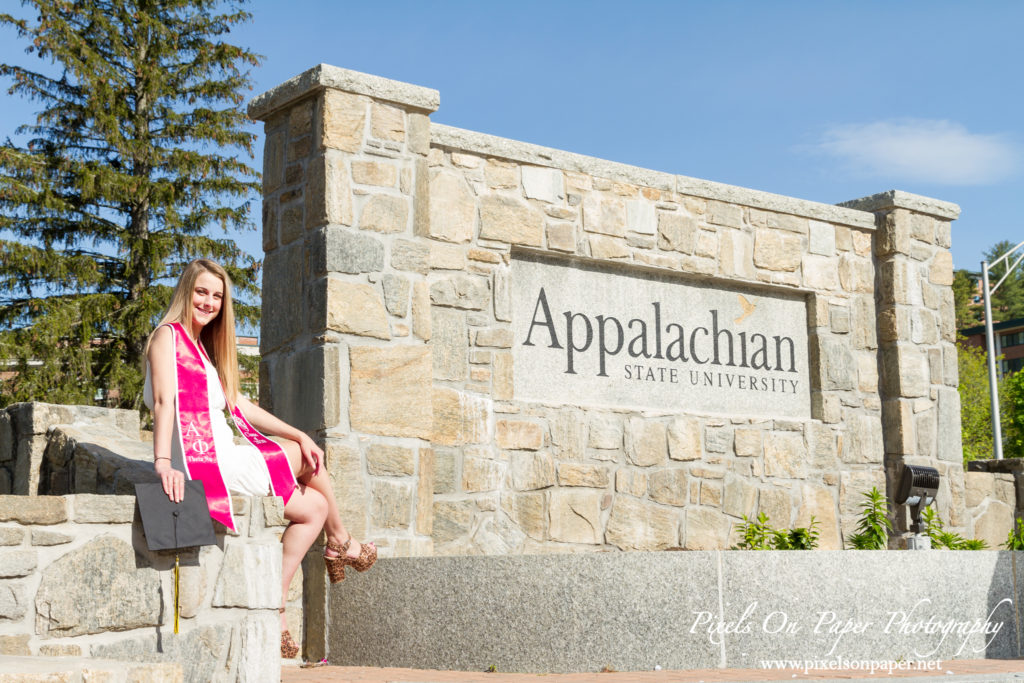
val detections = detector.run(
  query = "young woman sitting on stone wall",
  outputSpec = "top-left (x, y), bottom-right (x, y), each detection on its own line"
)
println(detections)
top-left (143, 258), bottom-right (376, 658)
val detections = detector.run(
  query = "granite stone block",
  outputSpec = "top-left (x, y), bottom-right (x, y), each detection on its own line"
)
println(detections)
top-left (718, 551), bottom-right (1020, 665)
top-left (35, 536), bottom-right (159, 637)
top-left (511, 254), bottom-right (811, 418)
top-left (324, 551), bottom-right (1024, 672)
top-left (0, 527), bottom-right (24, 546)
top-left (71, 493), bottom-right (136, 523)
top-left (0, 493), bottom-right (66, 528)
top-left (235, 612), bottom-right (281, 682)
top-left (212, 543), bottom-right (282, 609)
top-left (0, 549), bottom-right (36, 577)
top-left (92, 623), bottom-right (232, 683)
top-left (328, 553), bottom-right (720, 672)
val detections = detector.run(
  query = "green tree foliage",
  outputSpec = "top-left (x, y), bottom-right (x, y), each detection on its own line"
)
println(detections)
top-left (952, 269), bottom-right (982, 328)
top-left (0, 0), bottom-right (261, 409)
top-left (958, 337), bottom-right (997, 462)
top-left (958, 336), bottom-right (1024, 462)
top-left (983, 240), bottom-right (1024, 321)
top-left (1000, 369), bottom-right (1024, 459)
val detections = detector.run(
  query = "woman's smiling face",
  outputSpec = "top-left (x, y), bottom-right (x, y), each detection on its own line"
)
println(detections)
top-left (191, 271), bottom-right (224, 331)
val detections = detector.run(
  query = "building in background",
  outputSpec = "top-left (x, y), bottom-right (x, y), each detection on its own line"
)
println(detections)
top-left (961, 319), bottom-right (1024, 375)
top-left (237, 335), bottom-right (259, 400)
top-left (2, 334), bottom-right (263, 406)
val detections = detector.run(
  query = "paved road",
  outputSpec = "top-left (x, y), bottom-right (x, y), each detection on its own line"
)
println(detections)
top-left (282, 659), bottom-right (1024, 683)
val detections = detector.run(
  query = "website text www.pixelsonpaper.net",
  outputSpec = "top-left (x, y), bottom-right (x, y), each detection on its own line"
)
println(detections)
top-left (760, 658), bottom-right (943, 675)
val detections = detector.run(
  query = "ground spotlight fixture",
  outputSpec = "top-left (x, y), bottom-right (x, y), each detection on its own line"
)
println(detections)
top-left (894, 465), bottom-right (939, 545)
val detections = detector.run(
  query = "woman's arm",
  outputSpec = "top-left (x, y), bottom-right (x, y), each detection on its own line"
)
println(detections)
top-left (148, 325), bottom-right (186, 502)
top-left (235, 394), bottom-right (323, 474)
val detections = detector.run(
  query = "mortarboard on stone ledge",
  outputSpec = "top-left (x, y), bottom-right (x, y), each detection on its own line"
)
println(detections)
top-left (135, 480), bottom-right (217, 552)
top-left (135, 481), bottom-right (217, 633)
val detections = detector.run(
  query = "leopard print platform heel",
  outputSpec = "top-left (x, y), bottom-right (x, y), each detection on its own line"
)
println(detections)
top-left (342, 538), bottom-right (377, 573)
top-left (324, 538), bottom-right (349, 583)
top-left (280, 608), bottom-right (299, 659)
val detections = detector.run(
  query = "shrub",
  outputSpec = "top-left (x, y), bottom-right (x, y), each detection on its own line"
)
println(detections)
top-left (847, 487), bottom-right (893, 550)
top-left (921, 506), bottom-right (988, 549)
top-left (1004, 518), bottom-right (1024, 550)
top-left (734, 512), bottom-right (773, 550)
top-left (733, 514), bottom-right (819, 550)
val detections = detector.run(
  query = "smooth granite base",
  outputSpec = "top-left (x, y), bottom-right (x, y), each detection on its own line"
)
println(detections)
top-left (327, 551), bottom-right (1024, 673)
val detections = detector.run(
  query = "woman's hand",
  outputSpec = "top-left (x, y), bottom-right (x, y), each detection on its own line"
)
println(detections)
top-left (298, 433), bottom-right (324, 476)
top-left (156, 458), bottom-right (186, 503)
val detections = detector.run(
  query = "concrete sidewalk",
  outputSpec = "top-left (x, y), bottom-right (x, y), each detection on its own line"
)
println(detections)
top-left (282, 659), bottom-right (1024, 683)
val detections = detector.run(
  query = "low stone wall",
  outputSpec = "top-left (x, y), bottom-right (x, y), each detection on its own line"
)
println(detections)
top-left (0, 402), bottom-right (308, 669)
top-left (41, 423), bottom-right (160, 496)
top-left (965, 459), bottom-right (1024, 548)
top-left (0, 402), bottom-right (141, 496)
top-left (0, 493), bottom-right (287, 683)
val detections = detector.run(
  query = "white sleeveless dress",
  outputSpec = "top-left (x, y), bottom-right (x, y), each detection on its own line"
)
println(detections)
top-left (144, 352), bottom-right (272, 497)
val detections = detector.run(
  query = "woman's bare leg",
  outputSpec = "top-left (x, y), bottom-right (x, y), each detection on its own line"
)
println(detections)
top-left (281, 484), bottom-right (327, 630)
top-left (277, 438), bottom-right (373, 561)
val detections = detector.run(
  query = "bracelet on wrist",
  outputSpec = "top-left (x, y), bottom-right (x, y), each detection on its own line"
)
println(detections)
top-left (154, 456), bottom-right (171, 462)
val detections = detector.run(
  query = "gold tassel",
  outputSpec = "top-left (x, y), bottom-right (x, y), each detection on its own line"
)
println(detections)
top-left (174, 553), bottom-right (180, 634)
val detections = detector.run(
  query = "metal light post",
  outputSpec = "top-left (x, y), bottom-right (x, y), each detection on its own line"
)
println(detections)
top-left (982, 262), bottom-right (1003, 460)
top-left (981, 239), bottom-right (1024, 460)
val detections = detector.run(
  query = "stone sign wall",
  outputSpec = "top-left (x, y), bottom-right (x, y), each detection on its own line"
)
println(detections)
top-left (248, 65), bottom-right (964, 590)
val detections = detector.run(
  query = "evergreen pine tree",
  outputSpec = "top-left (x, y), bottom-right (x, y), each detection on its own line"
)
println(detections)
top-left (952, 269), bottom-right (982, 329)
top-left (0, 0), bottom-right (261, 409)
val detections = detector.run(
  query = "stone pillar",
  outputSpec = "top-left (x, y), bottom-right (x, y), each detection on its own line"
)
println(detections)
top-left (248, 65), bottom-right (439, 660)
top-left (840, 191), bottom-right (962, 544)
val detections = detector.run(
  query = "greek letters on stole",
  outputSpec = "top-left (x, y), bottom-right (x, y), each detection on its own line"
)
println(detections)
top-left (168, 322), bottom-right (296, 531)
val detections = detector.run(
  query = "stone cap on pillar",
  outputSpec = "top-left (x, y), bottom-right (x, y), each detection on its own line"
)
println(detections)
top-left (248, 63), bottom-right (440, 121)
top-left (838, 190), bottom-right (961, 221)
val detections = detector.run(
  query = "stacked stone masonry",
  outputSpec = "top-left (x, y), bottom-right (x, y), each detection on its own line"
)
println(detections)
top-left (0, 492), bottom-right (287, 683)
top-left (0, 60), bottom-right (1007, 671)
top-left (0, 404), bottom-right (305, 680)
top-left (840, 193), bottom-right (965, 537)
top-left (0, 402), bottom-right (142, 497)
top-left (964, 458), bottom-right (1024, 548)
top-left (248, 63), bottom-right (971, 579)
top-left (0, 655), bottom-right (182, 681)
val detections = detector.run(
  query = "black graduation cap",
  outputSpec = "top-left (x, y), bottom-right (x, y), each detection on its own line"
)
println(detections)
top-left (135, 480), bottom-right (217, 633)
top-left (135, 480), bottom-right (217, 551)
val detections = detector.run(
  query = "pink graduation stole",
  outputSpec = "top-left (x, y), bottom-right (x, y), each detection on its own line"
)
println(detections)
top-left (167, 322), bottom-right (296, 531)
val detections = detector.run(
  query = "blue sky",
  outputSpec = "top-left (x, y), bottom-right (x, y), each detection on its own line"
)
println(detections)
top-left (3, 0), bottom-right (1022, 276)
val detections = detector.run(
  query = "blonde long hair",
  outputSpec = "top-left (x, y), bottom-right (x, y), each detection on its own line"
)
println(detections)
top-left (146, 259), bottom-right (242, 410)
